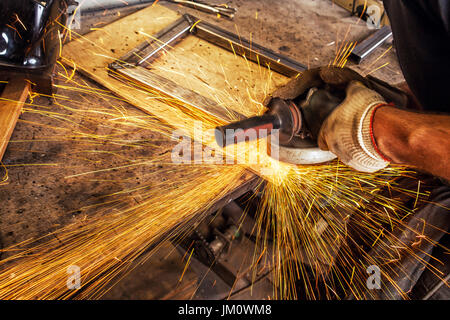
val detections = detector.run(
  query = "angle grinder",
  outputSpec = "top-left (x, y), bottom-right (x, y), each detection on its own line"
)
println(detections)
top-left (214, 75), bottom-right (407, 165)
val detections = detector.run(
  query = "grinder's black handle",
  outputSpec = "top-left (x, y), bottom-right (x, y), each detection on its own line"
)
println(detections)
top-left (215, 114), bottom-right (279, 147)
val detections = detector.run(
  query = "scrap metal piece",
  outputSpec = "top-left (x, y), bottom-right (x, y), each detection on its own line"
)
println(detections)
top-left (350, 25), bottom-right (393, 63)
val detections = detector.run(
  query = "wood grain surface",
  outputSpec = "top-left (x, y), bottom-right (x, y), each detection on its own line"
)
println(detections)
top-left (0, 79), bottom-right (30, 162)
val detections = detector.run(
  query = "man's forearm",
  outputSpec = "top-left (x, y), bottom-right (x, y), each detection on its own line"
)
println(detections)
top-left (373, 106), bottom-right (450, 180)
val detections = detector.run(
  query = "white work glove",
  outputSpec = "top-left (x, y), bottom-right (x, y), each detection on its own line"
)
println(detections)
top-left (318, 81), bottom-right (390, 173)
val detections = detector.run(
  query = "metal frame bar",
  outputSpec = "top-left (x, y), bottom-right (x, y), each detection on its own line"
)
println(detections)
top-left (109, 14), bottom-right (306, 122)
top-left (350, 25), bottom-right (392, 64)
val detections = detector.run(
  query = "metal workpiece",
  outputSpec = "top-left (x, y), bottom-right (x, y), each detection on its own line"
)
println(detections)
top-left (109, 13), bottom-right (308, 123)
top-left (110, 14), bottom-right (307, 77)
top-left (77, 0), bottom-right (236, 18)
top-left (350, 25), bottom-right (393, 63)
top-left (74, 0), bottom-right (155, 13)
top-left (135, 17), bottom-right (192, 66)
top-left (107, 12), bottom-right (343, 166)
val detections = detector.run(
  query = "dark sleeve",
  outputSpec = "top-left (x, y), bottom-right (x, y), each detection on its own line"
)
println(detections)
top-left (383, 0), bottom-right (450, 113)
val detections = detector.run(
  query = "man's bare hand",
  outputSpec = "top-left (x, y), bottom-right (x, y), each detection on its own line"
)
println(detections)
top-left (373, 106), bottom-right (450, 180)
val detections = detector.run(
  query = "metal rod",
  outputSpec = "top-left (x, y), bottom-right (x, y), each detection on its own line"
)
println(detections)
top-left (168, 0), bottom-right (236, 19)
top-left (76, 0), bottom-right (156, 14)
top-left (111, 15), bottom-right (193, 69)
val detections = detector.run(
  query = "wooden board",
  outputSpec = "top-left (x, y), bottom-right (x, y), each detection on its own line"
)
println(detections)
top-left (0, 79), bottom-right (30, 161)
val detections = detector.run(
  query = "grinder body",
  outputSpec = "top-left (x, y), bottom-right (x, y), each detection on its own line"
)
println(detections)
top-left (215, 88), bottom-right (342, 164)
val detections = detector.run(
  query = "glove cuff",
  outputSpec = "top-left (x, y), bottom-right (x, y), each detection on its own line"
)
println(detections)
top-left (359, 103), bottom-right (392, 163)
